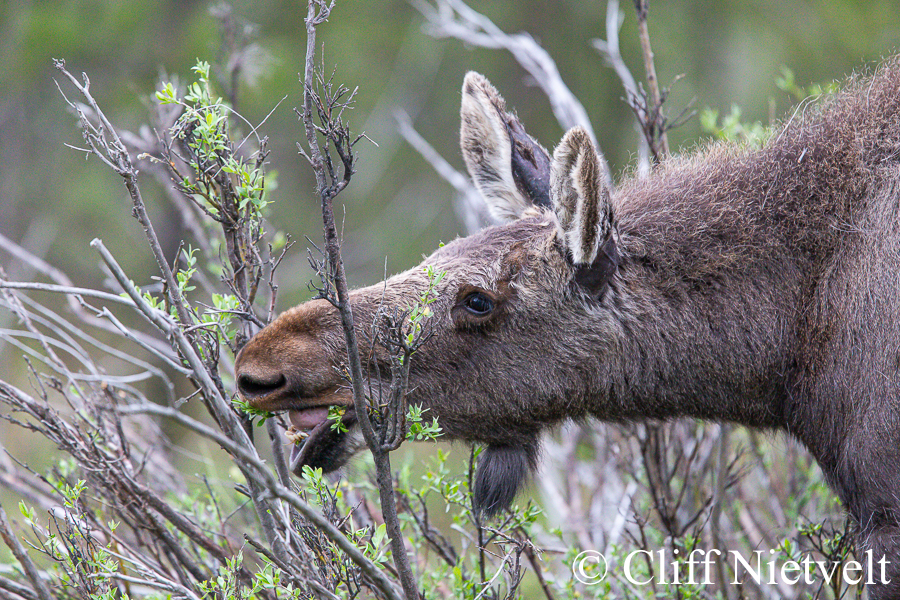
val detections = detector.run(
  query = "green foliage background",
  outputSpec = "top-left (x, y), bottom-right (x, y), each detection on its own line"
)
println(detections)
top-left (3, 0), bottom-right (899, 304)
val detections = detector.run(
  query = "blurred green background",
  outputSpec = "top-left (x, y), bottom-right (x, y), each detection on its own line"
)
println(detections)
top-left (3, 0), bottom-right (899, 306)
top-left (1, 0), bottom-right (899, 521)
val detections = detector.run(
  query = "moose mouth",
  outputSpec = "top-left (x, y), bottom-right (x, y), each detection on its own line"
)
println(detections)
top-left (285, 405), bottom-right (358, 476)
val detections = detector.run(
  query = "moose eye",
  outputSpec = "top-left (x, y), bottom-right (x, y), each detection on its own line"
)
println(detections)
top-left (463, 292), bottom-right (495, 316)
top-left (452, 285), bottom-right (504, 329)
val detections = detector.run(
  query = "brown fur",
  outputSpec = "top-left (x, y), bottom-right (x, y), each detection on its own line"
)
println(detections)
top-left (236, 60), bottom-right (900, 596)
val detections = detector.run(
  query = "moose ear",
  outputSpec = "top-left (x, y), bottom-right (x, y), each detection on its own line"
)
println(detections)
top-left (473, 441), bottom-right (540, 517)
top-left (460, 72), bottom-right (552, 222)
top-left (551, 126), bottom-right (619, 295)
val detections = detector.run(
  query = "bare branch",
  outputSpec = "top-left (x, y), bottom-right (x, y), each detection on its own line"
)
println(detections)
top-left (0, 280), bottom-right (136, 307)
top-left (592, 0), bottom-right (651, 176)
top-left (296, 3), bottom-right (419, 598)
top-left (54, 60), bottom-right (195, 329)
top-left (633, 0), bottom-right (668, 157)
top-left (626, 1), bottom-right (695, 162)
top-left (394, 109), bottom-right (494, 234)
top-left (0, 230), bottom-right (176, 359)
top-left (0, 504), bottom-right (53, 600)
top-left (414, 0), bottom-right (613, 188)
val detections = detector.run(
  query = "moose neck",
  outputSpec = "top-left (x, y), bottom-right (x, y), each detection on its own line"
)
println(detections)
top-left (594, 255), bottom-right (800, 429)
top-left (590, 148), bottom-right (824, 430)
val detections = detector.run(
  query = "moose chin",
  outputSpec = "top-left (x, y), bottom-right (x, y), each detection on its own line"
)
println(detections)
top-left (236, 60), bottom-right (900, 598)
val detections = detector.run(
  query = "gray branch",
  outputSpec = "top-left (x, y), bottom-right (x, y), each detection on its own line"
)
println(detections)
top-left (592, 0), bottom-right (651, 176)
top-left (394, 109), bottom-right (493, 234)
top-left (414, 0), bottom-right (613, 187)
top-left (0, 504), bottom-right (53, 600)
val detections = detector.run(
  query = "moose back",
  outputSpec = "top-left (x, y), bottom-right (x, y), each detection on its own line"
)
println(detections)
top-left (236, 60), bottom-right (900, 596)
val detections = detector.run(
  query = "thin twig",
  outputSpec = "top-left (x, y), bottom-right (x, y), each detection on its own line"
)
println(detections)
top-left (592, 0), bottom-right (651, 175)
top-left (633, 0), bottom-right (669, 160)
top-left (115, 400), bottom-right (404, 600)
top-left (298, 2), bottom-right (418, 598)
top-left (89, 238), bottom-right (294, 569)
top-left (0, 504), bottom-right (53, 600)
top-left (54, 60), bottom-right (195, 329)
top-left (0, 280), bottom-right (136, 307)
top-left (0, 231), bottom-right (176, 359)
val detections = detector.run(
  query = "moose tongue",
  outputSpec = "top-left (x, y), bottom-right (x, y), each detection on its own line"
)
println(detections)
top-left (288, 407), bottom-right (357, 477)
top-left (289, 407), bottom-right (330, 431)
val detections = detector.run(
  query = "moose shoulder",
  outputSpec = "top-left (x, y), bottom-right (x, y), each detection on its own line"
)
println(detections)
top-left (236, 61), bottom-right (900, 596)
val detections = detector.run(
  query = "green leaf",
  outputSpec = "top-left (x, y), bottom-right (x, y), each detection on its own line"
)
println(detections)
top-left (232, 396), bottom-right (275, 425)
top-left (371, 523), bottom-right (387, 549)
top-left (18, 501), bottom-right (35, 521)
top-left (155, 82), bottom-right (177, 105)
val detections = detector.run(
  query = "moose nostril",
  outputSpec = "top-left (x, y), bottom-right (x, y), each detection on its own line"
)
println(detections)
top-left (237, 372), bottom-right (287, 398)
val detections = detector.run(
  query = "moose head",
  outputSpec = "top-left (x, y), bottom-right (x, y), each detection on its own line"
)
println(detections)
top-left (235, 73), bottom-right (625, 514)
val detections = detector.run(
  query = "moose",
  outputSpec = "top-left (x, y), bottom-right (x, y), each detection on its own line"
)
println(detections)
top-left (235, 59), bottom-right (900, 595)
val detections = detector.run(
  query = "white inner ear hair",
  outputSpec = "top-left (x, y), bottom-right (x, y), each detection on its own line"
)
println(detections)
top-left (460, 83), bottom-right (530, 222)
